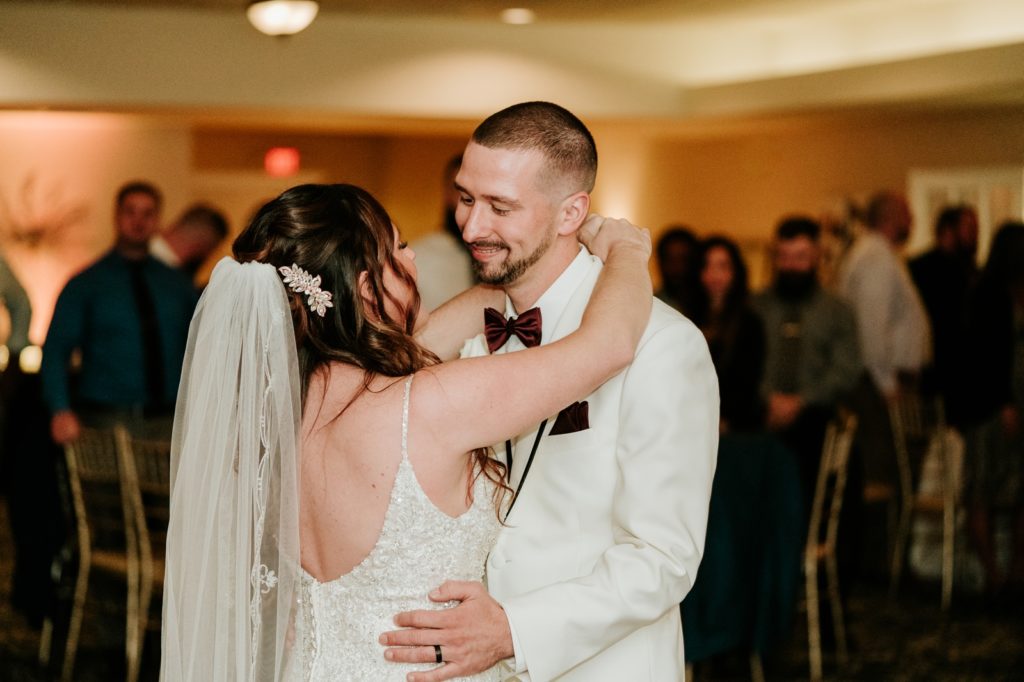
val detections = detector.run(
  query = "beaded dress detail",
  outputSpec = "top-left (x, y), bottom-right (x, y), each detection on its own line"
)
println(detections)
top-left (292, 376), bottom-right (501, 681)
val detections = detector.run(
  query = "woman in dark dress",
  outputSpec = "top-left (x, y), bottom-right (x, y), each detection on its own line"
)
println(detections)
top-left (683, 237), bottom-right (802, 666)
top-left (693, 236), bottom-right (765, 433)
top-left (962, 221), bottom-right (1024, 595)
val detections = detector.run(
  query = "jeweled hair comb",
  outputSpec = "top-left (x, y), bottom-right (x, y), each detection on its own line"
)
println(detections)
top-left (278, 263), bottom-right (333, 317)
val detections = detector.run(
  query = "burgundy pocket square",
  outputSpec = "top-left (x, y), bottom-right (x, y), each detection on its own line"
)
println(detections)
top-left (550, 401), bottom-right (589, 435)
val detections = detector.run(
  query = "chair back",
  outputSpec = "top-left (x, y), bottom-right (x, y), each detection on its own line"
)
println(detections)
top-left (807, 410), bottom-right (858, 557)
top-left (64, 427), bottom-right (132, 556)
top-left (115, 426), bottom-right (171, 570)
top-left (887, 391), bottom-right (960, 608)
top-left (888, 391), bottom-right (946, 501)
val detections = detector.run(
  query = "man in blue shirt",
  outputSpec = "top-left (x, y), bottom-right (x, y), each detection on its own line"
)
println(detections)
top-left (42, 181), bottom-right (197, 443)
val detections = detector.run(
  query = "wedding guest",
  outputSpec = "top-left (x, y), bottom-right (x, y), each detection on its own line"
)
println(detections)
top-left (840, 191), bottom-right (930, 399)
top-left (655, 225), bottom-right (701, 318)
top-left (754, 217), bottom-right (861, 487)
top-left (754, 215), bottom-right (863, 645)
top-left (411, 154), bottom-right (476, 311)
top-left (960, 221), bottom-right (1024, 596)
top-left (0, 254), bottom-right (62, 628)
top-left (693, 236), bottom-right (765, 433)
top-left (682, 237), bottom-right (801, 670)
top-left (909, 204), bottom-right (979, 426)
top-left (0, 253), bottom-right (32, 455)
top-left (41, 181), bottom-right (197, 442)
top-left (837, 191), bottom-right (931, 488)
top-left (150, 202), bottom-right (229, 280)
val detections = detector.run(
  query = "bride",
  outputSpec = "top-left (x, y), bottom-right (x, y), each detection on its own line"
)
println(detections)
top-left (160, 183), bottom-right (652, 681)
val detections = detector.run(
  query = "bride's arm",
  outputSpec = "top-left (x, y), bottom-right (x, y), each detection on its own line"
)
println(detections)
top-left (414, 284), bottom-right (504, 361)
top-left (416, 217), bottom-right (652, 455)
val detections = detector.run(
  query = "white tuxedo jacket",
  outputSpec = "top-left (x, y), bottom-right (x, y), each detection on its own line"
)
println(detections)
top-left (462, 250), bottom-right (719, 682)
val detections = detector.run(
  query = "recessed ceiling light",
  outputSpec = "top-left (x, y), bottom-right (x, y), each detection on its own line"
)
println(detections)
top-left (500, 8), bottom-right (536, 25)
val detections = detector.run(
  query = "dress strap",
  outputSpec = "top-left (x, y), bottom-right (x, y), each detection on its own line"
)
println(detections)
top-left (401, 375), bottom-right (413, 461)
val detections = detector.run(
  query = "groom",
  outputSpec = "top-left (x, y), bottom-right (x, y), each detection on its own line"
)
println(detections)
top-left (383, 102), bottom-right (719, 681)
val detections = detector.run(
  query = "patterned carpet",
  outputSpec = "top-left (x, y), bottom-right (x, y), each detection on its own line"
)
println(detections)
top-left (692, 581), bottom-right (1024, 681)
top-left (1, 496), bottom-right (1022, 681)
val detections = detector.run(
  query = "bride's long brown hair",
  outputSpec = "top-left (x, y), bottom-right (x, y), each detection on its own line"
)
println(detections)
top-left (233, 183), bottom-right (508, 508)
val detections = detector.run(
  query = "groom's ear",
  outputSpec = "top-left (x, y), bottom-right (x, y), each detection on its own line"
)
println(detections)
top-left (557, 192), bottom-right (591, 237)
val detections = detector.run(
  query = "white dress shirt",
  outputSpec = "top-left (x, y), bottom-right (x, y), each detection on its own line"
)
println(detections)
top-left (150, 234), bottom-right (181, 268)
top-left (837, 230), bottom-right (932, 395)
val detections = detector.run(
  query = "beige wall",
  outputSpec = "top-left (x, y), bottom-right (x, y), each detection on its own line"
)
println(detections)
top-left (642, 107), bottom-right (1024, 239)
top-left (637, 106), bottom-right (1024, 286)
top-left (378, 137), bottom-right (470, 237)
top-left (0, 112), bottom-right (191, 342)
top-left (0, 105), bottom-right (1021, 341)
top-left (191, 129), bottom-right (469, 239)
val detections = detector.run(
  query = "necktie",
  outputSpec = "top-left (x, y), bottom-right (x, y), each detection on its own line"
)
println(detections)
top-left (128, 261), bottom-right (165, 407)
top-left (484, 307), bottom-right (542, 353)
top-left (775, 303), bottom-right (802, 394)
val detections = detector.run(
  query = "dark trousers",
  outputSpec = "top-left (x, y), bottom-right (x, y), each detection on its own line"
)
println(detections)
top-left (847, 373), bottom-right (900, 579)
top-left (1, 365), bottom-right (65, 627)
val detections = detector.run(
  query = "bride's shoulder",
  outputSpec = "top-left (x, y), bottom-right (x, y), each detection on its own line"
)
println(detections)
top-left (301, 363), bottom-right (368, 430)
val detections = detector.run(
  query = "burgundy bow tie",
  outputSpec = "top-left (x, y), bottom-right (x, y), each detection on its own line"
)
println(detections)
top-left (484, 307), bottom-right (542, 353)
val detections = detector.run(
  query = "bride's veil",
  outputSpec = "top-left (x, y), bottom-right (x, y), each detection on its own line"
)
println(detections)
top-left (161, 257), bottom-right (305, 681)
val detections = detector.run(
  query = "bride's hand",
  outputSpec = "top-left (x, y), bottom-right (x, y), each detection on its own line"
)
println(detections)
top-left (578, 214), bottom-right (652, 263)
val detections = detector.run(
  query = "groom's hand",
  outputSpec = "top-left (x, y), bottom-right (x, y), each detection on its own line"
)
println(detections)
top-left (380, 580), bottom-right (513, 682)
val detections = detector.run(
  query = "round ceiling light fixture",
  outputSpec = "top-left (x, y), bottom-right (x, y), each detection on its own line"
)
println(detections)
top-left (247, 1), bottom-right (320, 36)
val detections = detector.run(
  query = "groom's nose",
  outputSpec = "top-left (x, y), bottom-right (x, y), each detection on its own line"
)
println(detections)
top-left (459, 203), bottom-right (488, 244)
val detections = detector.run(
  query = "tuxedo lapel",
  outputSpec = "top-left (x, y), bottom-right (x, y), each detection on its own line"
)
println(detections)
top-left (503, 254), bottom-right (602, 519)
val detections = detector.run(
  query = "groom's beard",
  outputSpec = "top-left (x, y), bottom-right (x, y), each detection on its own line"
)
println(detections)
top-left (471, 230), bottom-right (554, 287)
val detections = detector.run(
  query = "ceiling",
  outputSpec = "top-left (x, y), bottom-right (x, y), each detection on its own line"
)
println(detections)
top-left (2, 0), bottom-right (1023, 123)
top-left (66, 0), bottom-right (771, 21)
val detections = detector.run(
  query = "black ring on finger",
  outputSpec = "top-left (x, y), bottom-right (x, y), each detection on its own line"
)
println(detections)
top-left (434, 644), bottom-right (443, 664)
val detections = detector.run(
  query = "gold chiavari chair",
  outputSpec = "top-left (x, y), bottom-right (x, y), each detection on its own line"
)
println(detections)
top-left (115, 425), bottom-right (172, 682)
top-left (888, 392), bottom-right (958, 610)
top-left (805, 410), bottom-right (858, 682)
top-left (39, 426), bottom-right (140, 682)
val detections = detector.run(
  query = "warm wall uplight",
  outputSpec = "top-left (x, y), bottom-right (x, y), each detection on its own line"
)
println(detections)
top-left (500, 8), bottom-right (536, 25)
top-left (247, 1), bottom-right (319, 36)
top-left (265, 147), bottom-right (301, 177)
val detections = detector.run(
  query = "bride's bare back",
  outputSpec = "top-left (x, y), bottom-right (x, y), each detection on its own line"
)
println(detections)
top-left (299, 363), bottom-right (479, 582)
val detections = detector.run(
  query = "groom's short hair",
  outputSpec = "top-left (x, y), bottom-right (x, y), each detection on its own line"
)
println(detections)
top-left (472, 101), bottom-right (598, 194)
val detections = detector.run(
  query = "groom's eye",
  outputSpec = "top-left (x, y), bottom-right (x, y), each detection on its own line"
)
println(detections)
top-left (492, 205), bottom-right (511, 217)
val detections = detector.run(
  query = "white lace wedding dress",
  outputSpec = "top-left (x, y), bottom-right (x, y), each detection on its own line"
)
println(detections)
top-left (290, 377), bottom-right (502, 681)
